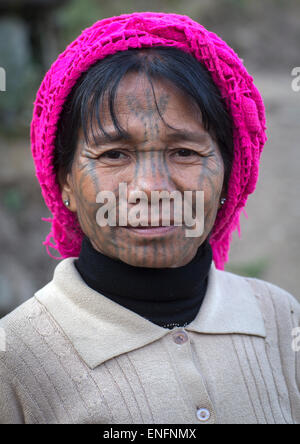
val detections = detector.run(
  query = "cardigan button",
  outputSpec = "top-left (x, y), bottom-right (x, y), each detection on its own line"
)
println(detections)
top-left (196, 408), bottom-right (210, 422)
top-left (172, 330), bottom-right (188, 344)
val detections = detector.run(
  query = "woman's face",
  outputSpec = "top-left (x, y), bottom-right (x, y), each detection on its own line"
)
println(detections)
top-left (62, 72), bottom-right (225, 268)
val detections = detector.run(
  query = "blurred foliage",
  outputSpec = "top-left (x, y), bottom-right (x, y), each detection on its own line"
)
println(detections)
top-left (226, 257), bottom-right (270, 279)
top-left (0, 0), bottom-right (299, 137)
top-left (2, 187), bottom-right (24, 213)
top-left (57, 0), bottom-right (101, 46)
top-left (0, 17), bottom-right (40, 137)
top-left (56, 0), bottom-right (299, 49)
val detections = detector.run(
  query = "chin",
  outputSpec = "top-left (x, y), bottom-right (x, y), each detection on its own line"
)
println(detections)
top-left (118, 252), bottom-right (193, 269)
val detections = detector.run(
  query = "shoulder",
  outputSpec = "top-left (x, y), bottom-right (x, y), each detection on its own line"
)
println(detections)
top-left (0, 296), bottom-right (51, 423)
top-left (0, 294), bottom-right (54, 380)
top-left (243, 275), bottom-right (300, 321)
top-left (0, 275), bottom-right (80, 424)
top-left (218, 269), bottom-right (300, 387)
top-left (0, 257), bottom-right (77, 349)
top-left (214, 267), bottom-right (300, 342)
top-left (243, 276), bottom-right (300, 356)
top-left (238, 275), bottom-right (300, 414)
top-left (219, 269), bottom-right (300, 358)
top-left (219, 267), bottom-right (300, 318)
top-left (0, 291), bottom-right (50, 339)
top-left (0, 271), bottom-right (72, 366)
top-left (0, 295), bottom-right (43, 345)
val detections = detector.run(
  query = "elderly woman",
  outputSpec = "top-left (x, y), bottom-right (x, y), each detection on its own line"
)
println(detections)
top-left (0, 12), bottom-right (299, 425)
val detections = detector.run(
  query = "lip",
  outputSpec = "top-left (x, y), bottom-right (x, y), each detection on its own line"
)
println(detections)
top-left (123, 225), bottom-right (178, 236)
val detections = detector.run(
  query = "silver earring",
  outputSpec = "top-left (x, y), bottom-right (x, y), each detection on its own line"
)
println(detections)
top-left (64, 199), bottom-right (70, 207)
top-left (220, 197), bottom-right (226, 205)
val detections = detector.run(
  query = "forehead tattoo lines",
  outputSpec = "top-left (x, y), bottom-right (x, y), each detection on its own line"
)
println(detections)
top-left (125, 87), bottom-right (180, 266)
top-left (125, 88), bottom-right (170, 144)
top-left (125, 88), bottom-right (169, 119)
top-left (126, 88), bottom-right (173, 186)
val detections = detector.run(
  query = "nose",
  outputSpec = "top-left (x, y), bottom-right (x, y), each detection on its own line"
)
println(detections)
top-left (127, 152), bottom-right (175, 200)
top-left (125, 154), bottom-right (180, 226)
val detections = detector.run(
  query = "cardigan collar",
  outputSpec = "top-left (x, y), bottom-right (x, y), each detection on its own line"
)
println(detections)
top-left (74, 235), bottom-right (212, 329)
top-left (35, 258), bottom-right (266, 370)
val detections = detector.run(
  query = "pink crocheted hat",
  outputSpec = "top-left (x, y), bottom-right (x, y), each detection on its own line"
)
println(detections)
top-left (30, 11), bottom-right (267, 269)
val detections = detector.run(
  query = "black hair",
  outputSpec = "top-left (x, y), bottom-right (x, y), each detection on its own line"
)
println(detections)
top-left (54, 46), bottom-right (234, 191)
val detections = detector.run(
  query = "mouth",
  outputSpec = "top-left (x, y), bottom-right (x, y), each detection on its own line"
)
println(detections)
top-left (123, 225), bottom-right (178, 237)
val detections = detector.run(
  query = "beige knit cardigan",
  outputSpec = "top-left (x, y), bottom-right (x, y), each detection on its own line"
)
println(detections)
top-left (0, 258), bottom-right (299, 424)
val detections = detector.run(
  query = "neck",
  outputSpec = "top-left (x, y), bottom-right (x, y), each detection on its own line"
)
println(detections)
top-left (75, 236), bottom-right (213, 329)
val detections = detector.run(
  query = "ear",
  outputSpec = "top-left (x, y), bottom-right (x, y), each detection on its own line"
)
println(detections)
top-left (60, 172), bottom-right (77, 213)
top-left (218, 185), bottom-right (227, 210)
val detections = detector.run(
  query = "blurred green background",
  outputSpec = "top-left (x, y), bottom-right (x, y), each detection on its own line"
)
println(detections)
top-left (0, 0), bottom-right (300, 316)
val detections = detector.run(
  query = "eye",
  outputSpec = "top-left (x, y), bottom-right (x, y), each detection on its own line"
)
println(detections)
top-left (171, 148), bottom-right (203, 162)
top-left (175, 149), bottom-right (197, 157)
top-left (100, 150), bottom-right (127, 160)
top-left (97, 149), bottom-right (130, 166)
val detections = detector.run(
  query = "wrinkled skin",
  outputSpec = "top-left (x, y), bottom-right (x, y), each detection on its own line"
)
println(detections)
top-left (60, 73), bottom-right (225, 268)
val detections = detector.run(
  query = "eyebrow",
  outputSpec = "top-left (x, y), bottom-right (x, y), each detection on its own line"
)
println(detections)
top-left (84, 132), bottom-right (132, 148)
top-left (84, 128), bottom-right (211, 148)
top-left (165, 129), bottom-right (211, 144)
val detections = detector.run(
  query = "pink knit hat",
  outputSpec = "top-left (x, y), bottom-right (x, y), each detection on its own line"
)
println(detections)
top-left (30, 12), bottom-right (267, 269)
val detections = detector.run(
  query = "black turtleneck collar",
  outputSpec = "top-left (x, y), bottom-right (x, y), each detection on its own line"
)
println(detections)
top-left (75, 236), bottom-right (213, 330)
